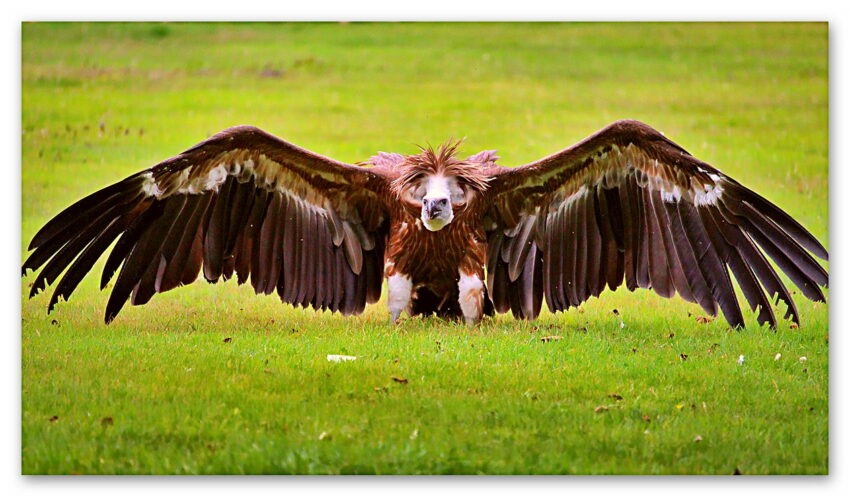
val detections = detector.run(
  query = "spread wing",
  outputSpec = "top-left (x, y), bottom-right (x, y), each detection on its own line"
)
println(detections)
top-left (23, 126), bottom-right (390, 323)
top-left (484, 120), bottom-right (828, 327)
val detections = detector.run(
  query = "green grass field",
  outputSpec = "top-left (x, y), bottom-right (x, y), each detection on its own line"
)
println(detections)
top-left (21, 22), bottom-right (829, 474)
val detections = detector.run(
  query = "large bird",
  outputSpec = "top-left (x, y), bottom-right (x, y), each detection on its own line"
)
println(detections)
top-left (22, 120), bottom-right (828, 327)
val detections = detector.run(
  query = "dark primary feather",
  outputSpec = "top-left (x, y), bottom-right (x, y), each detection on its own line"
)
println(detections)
top-left (484, 119), bottom-right (828, 327)
top-left (676, 200), bottom-right (744, 327)
top-left (651, 190), bottom-right (694, 303)
top-left (23, 126), bottom-right (390, 323)
top-left (158, 194), bottom-right (214, 292)
top-left (27, 176), bottom-right (145, 252)
top-left (662, 201), bottom-right (715, 314)
top-left (585, 189), bottom-right (603, 298)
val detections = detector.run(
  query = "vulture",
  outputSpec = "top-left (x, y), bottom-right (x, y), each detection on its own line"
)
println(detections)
top-left (22, 120), bottom-right (828, 327)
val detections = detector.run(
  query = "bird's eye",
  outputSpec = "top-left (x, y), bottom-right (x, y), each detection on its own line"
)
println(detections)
top-left (404, 184), bottom-right (426, 205)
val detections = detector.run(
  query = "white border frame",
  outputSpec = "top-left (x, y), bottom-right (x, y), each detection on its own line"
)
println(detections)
top-left (4, 1), bottom-right (846, 496)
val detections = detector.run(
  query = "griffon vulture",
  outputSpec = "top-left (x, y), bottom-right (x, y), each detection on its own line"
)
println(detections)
top-left (22, 120), bottom-right (828, 327)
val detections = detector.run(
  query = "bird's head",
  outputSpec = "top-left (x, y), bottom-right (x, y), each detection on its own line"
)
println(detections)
top-left (389, 140), bottom-right (496, 231)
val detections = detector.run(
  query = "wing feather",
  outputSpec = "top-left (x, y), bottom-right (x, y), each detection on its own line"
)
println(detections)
top-left (597, 187), bottom-right (623, 291)
top-left (133, 195), bottom-right (190, 305)
top-left (268, 194), bottom-right (287, 295)
top-left (663, 201), bottom-right (717, 316)
top-left (364, 234), bottom-right (385, 305)
top-left (487, 232), bottom-right (511, 313)
top-left (47, 217), bottom-right (129, 312)
top-left (618, 180), bottom-right (639, 291)
top-left (27, 176), bottom-right (145, 251)
top-left (645, 189), bottom-right (674, 298)
top-left (701, 206), bottom-right (776, 327)
top-left (564, 202), bottom-right (579, 307)
top-left (559, 204), bottom-right (574, 308)
top-left (180, 228), bottom-right (204, 286)
top-left (724, 182), bottom-right (828, 260)
top-left (677, 200), bottom-right (744, 327)
top-left (224, 179), bottom-right (256, 256)
top-left (203, 175), bottom-right (235, 282)
top-left (24, 188), bottom-right (145, 284)
top-left (650, 190), bottom-right (694, 303)
top-left (158, 194), bottom-right (210, 292)
top-left (734, 201), bottom-right (828, 288)
top-left (585, 191), bottom-right (602, 297)
top-left (330, 241), bottom-right (346, 313)
top-left (634, 183), bottom-right (651, 290)
top-left (540, 217), bottom-right (555, 312)
top-left (711, 209), bottom-right (799, 323)
top-left (738, 209), bottom-right (826, 303)
top-left (300, 210), bottom-right (320, 307)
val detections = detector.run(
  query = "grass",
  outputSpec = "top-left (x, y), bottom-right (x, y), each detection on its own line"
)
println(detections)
top-left (20, 22), bottom-right (828, 474)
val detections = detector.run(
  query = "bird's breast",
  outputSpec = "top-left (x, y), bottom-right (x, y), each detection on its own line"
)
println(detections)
top-left (385, 211), bottom-right (487, 286)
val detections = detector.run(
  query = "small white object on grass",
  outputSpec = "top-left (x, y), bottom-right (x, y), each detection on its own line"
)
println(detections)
top-left (327, 354), bottom-right (357, 362)
top-left (799, 356), bottom-right (808, 363)
top-left (737, 355), bottom-right (745, 365)
top-left (774, 353), bottom-right (782, 361)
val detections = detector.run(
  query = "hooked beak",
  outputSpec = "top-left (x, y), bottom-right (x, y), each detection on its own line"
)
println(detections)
top-left (421, 197), bottom-right (452, 231)
top-left (424, 197), bottom-right (448, 218)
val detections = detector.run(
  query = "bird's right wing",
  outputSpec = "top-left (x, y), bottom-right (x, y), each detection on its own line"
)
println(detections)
top-left (23, 126), bottom-right (391, 322)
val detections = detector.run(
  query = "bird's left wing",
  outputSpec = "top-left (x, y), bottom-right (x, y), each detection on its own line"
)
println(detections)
top-left (483, 120), bottom-right (828, 327)
top-left (23, 126), bottom-right (390, 323)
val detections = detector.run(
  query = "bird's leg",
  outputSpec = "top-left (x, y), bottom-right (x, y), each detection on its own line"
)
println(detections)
top-left (387, 272), bottom-right (413, 324)
top-left (458, 271), bottom-right (484, 326)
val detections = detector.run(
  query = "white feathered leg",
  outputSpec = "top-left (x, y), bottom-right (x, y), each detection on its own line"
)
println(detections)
top-left (458, 272), bottom-right (484, 326)
top-left (387, 272), bottom-right (413, 323)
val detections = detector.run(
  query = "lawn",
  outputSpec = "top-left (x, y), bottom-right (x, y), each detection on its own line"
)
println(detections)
top-left (20, 22), bottom-right (829, 474)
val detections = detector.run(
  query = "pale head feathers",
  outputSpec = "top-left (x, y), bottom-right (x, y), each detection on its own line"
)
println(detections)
top-left (390, 139), bottom-right (492, 198)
